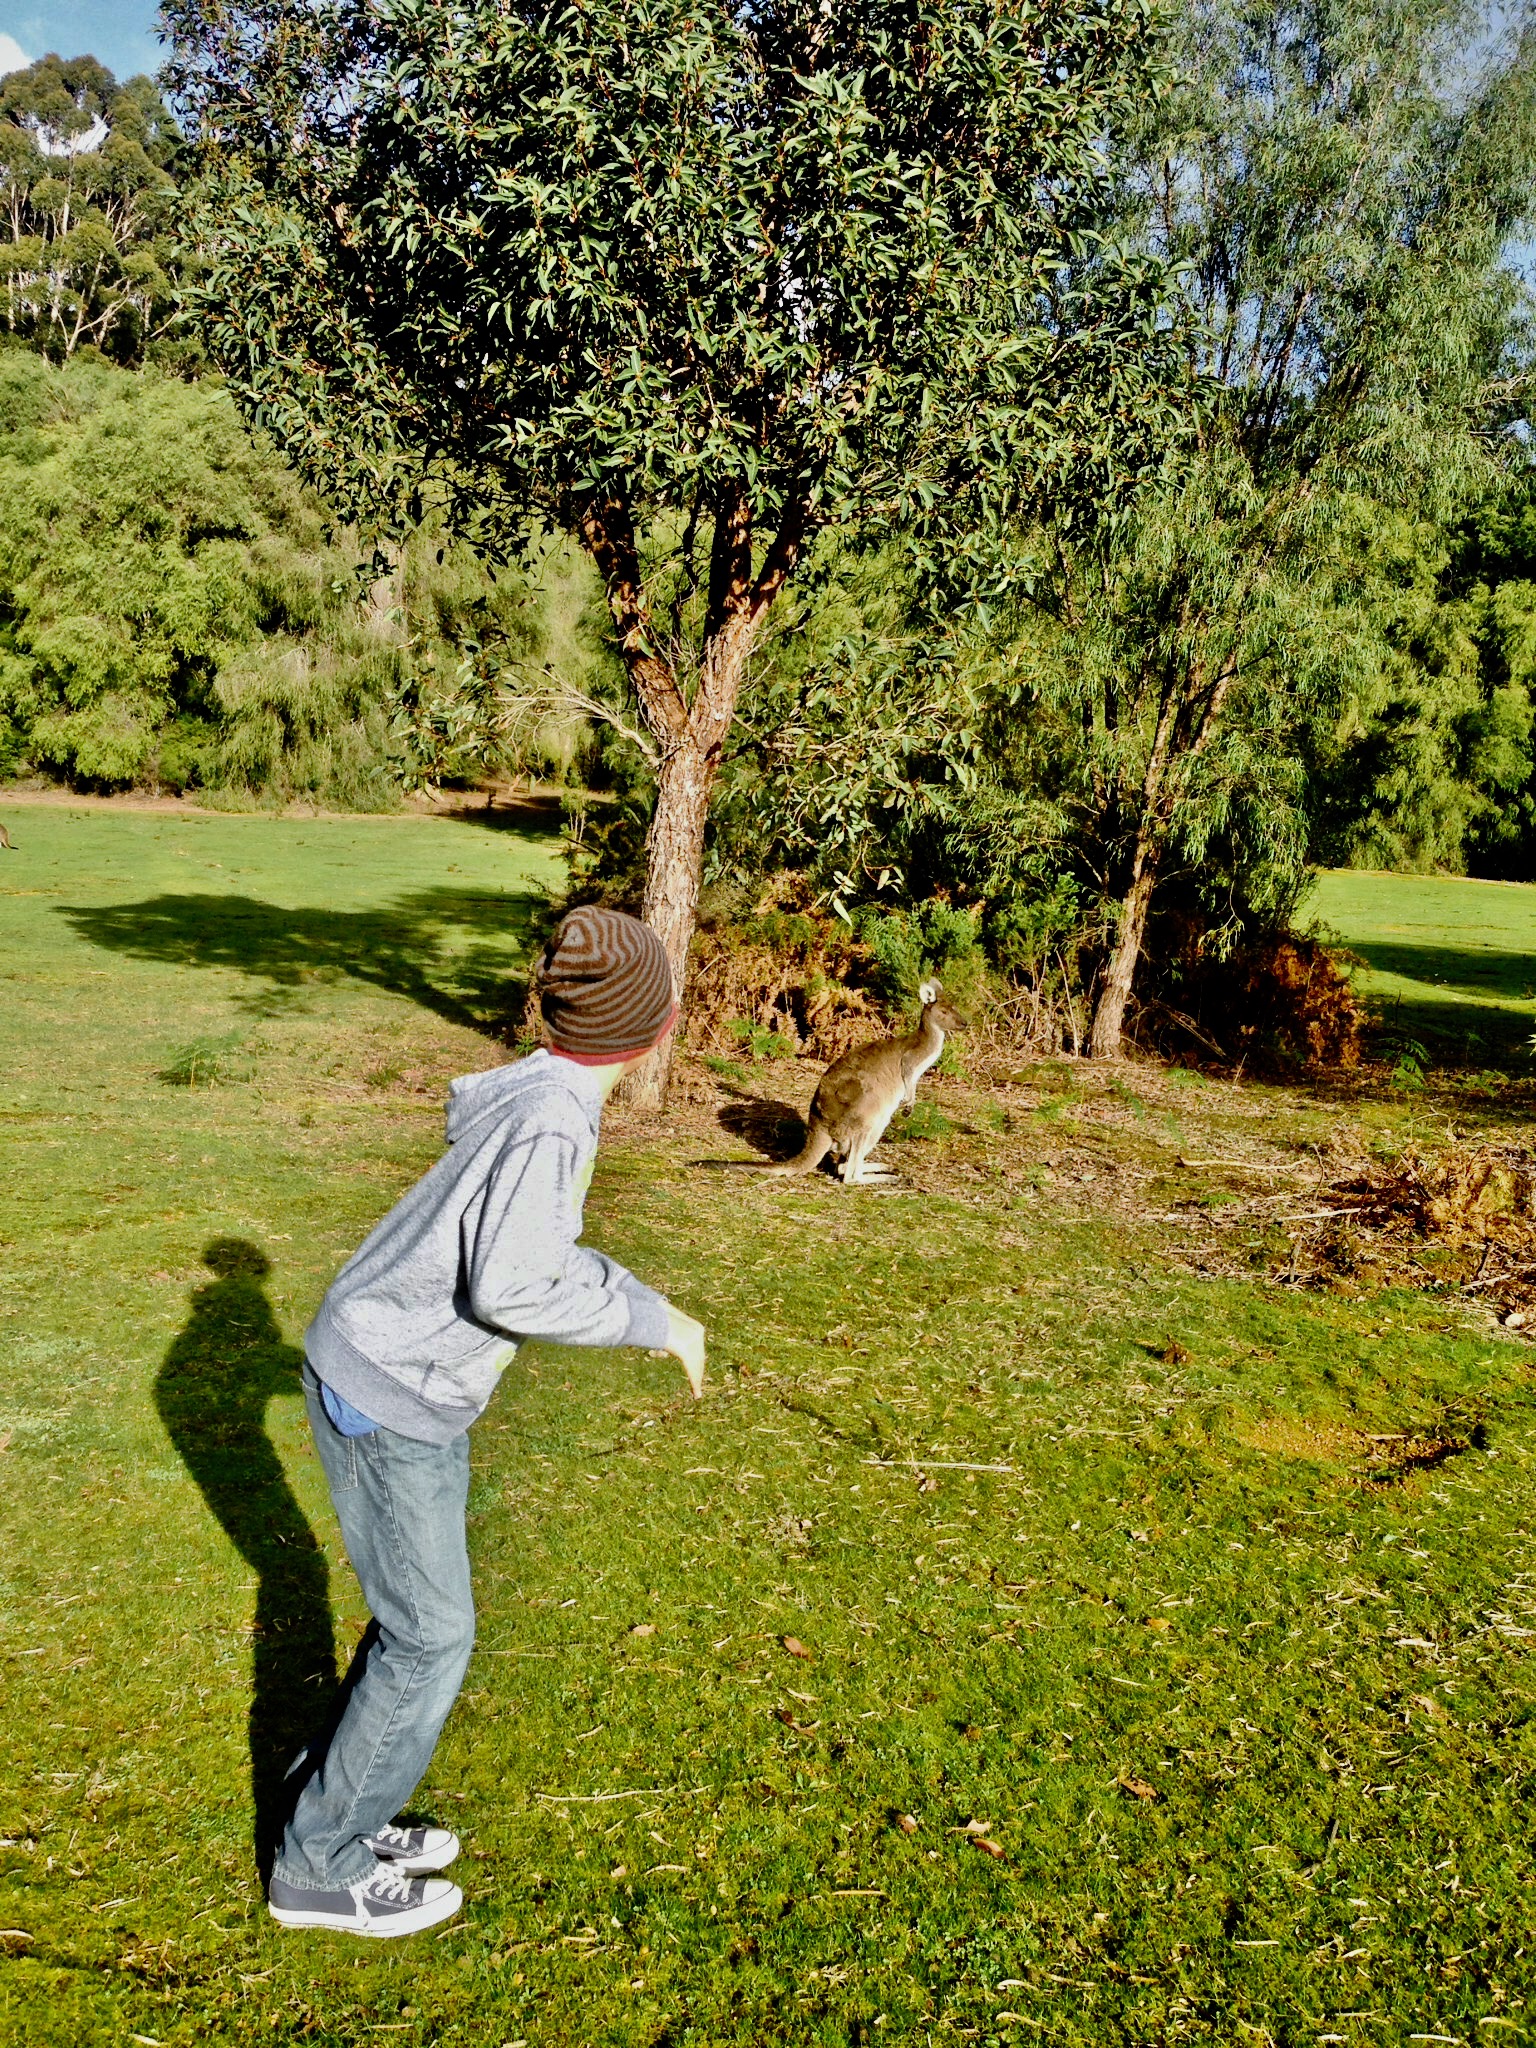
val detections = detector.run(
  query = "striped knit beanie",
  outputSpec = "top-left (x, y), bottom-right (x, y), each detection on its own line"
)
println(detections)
top-left (538, 906), bottom-right (676, 1063)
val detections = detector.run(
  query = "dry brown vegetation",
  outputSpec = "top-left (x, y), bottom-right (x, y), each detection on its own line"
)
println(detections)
top-left (1135, 922), bottom-right (1366, 1073)
top-left (1283, 1142), bottom-right (1536, 1325)
top-left (678, 895), bottom-right (1369, 1081)
top-left (682, 913), bottom-right (888, 1063)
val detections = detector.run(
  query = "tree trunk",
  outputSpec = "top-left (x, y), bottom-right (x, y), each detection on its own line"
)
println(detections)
top-left (622, 740), bottom-right (717, 1108)
top-left (1088, 663), bottom-right (1186, 1060)
top-left (1089, 831), bottom-right (1161, 1059)
top-left (581, 490), bottom-right (805, 1109)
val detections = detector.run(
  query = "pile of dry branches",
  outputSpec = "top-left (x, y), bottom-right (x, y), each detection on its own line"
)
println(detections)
top-left (1282, 1143), bottom-right (1536, 1323)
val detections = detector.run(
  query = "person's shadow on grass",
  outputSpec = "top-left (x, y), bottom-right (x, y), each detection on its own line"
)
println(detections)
top-left (155, 1239), bottom-right (338, 1879)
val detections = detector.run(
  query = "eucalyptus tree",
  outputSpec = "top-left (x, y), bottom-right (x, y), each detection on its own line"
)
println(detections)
top-left (164, 0), bottom-right (1176, 1101)
top-left (0, 55), bottom-right (182, 360)
top-left (1003, 0), bottom-right (1536, 1056)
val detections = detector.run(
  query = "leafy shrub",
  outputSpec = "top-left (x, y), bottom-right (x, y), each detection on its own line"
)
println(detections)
top-left (726, 1018), bottom-right (797, 1062)
top-left (858, 900), bottom-right (986, 1014)
top-left (157, 1032), bottom-right (252, 1087)
top-left (987, 877), bottom-right (1091, 980)
top-left (1387, 1035), bottom-right (1430, 1091)
top-left (682, 879), bottom-right (886, 1062)
top-left (885, 1102), bottom-right (954, 1141)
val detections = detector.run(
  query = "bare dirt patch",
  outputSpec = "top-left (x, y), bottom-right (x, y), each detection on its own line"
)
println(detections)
top-left (1240, 1413), bottom-right (1486, 1485)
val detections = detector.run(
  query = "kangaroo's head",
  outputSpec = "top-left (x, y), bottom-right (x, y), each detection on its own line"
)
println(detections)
top-left (918, 980), bottom-right (970, 1032)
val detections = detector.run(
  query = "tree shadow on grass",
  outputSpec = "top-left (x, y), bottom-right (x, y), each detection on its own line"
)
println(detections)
top-left (155, 1240), bottom-right (338, 1879)
top-left (61, 884), bottom-right (551, 1037)
top-left (1348, 937), bottom-right (1536, 1067)
top-left (1349, 937), bottom-right (1536, 1006)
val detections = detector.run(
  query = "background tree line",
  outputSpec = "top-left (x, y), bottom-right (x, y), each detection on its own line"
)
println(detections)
top-left (0, 52), bottom-right (602, 810)
top-left (4, 0), bottom-right (1536, 1084)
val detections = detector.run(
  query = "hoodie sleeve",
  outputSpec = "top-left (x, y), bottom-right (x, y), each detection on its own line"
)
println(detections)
top-left (462, 1130), bottom-right (671, 1349)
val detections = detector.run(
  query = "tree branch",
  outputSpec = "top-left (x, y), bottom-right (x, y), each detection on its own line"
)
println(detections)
top-left (499, 669), bottom-right (661, 771)
top-left (705, 486), bottom-right (753, 644)
top-left (577, 493), bottom-right (688, 749)
top-left (749, 495), bottom-right (809, 621)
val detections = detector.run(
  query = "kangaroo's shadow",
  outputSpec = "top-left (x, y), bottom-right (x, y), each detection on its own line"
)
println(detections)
top-left (716, 1093), bottom-right (807, 1161)
top-left (156, 1240), bottom-right (338, 1877)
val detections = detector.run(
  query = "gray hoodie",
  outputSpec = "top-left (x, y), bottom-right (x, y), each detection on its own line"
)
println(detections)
top-left (304, 1050), bottom-right (671, 1442)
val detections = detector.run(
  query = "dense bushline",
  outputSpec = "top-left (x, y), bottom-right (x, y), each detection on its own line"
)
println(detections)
top-left (527, 0), bottom-right (1536, 1069)
top-left (1310, 495), bottom-right (1536, 881)
top-left (7, 13), bottom-right (1536, 1075)
top-left (0, 350), bottom-right (605, 806)
top-left (165, 0), bottom-right (1185, 1106)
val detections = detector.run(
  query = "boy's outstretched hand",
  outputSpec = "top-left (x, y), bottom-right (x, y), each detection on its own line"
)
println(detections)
top-left (664, 1306), bottom-right (707, 1400)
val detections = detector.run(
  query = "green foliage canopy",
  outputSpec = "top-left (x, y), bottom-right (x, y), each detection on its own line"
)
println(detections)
top-left (165, 0), bottom-right (1187, 1104)
top-left (0, 351), bottom-right (590, 805)
top-left (0, 352), bottom-right (392, 795)
top-left (985, 0), bottom-right (1536, 1048)
top-left (1310, 490), bottom-right (1536, 877)
top-left (166, 0), bottom-right (1178, 555)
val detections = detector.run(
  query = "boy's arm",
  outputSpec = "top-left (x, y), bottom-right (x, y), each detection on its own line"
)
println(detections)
top-left (463, 1132), bottom-right (670, 1350)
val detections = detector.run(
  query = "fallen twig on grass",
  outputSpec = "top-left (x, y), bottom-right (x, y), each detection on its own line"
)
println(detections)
top-left (534, 1786), bottom-right (676, 1803)
top-left (863, 1458), bottom-right (1016, 1475)
top-left (1176, 1155), bottom-right (1307, 1174)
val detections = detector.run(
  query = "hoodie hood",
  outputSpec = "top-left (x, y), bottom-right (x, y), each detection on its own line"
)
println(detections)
top-left (444, 1049), bottom-right (603, 1144)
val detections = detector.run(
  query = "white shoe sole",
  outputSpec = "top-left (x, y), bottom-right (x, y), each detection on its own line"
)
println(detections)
top-left (270, 1883), bottom-right (462, 1938)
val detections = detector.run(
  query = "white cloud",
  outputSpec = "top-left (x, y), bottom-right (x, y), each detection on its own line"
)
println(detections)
top-left (0, 32), bottom-right (29, 78)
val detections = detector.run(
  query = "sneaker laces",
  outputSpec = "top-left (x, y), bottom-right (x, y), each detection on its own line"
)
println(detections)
top-left (356, 1864), bottom-right (416, 1905)
top-left (371, 1822), bottom-right (413, 1849)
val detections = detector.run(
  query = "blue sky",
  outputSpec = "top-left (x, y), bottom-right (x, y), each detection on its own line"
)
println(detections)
top-left (0, 1), bottom-right (163, 83)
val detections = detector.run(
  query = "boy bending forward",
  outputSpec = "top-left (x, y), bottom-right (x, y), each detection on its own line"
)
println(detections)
top-left (268, 908), bottom-right (705, 1938)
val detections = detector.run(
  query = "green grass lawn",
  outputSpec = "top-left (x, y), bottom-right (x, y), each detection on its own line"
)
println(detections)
top-left (1310, 867), bottom-right (1536, 1065)
top-left (6, 804), bottom-right (1536, 2046)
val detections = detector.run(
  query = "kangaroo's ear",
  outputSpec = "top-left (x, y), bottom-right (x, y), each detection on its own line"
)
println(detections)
top-left (918, 979), bottom-right (939, 1005)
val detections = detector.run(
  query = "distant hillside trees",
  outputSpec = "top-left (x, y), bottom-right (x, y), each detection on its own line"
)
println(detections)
top-left (0, 54), bottom-right (183, 363)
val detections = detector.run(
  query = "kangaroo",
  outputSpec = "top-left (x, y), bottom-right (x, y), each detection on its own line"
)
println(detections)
top-left (0, 823), bottom-right (12, 850)
top-left (763, 981), bottom-right (969, 1186)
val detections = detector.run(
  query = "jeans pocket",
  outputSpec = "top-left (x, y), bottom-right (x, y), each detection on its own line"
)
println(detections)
top-left (307, 1375), bottom-right (361, 1493)
top-left (333, 1434), bottom-right (360, 1492)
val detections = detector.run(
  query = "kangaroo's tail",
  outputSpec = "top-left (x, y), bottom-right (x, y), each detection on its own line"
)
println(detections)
top-left (758, 1121), bottom-right (834, 1178)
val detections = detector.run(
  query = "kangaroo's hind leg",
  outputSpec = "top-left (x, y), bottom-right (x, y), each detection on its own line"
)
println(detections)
top-left (842, 1117), bottom-right (899, 1186)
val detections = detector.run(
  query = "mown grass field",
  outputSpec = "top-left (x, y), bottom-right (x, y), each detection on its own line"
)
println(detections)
top-left (1311, 867), bottom-right (1536, 1065)
top-left (5, 805), bottom-right (1536, 2047)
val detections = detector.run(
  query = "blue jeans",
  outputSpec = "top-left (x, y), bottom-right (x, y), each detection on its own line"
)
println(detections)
top-left (273, 1365), bottom-right (475, 1891)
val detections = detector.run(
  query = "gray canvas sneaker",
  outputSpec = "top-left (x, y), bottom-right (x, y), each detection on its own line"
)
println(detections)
top-left (362, 1821), bottom-right (461, 1873)
top-left (268, 1863), bottom-right (463, 1937)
